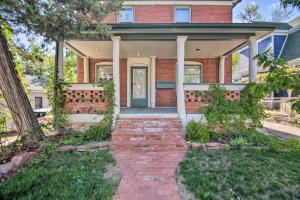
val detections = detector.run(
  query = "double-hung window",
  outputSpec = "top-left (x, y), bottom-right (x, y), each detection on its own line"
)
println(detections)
top-left (95, 65), bottom-right (113, 83)
top-left (119, 7), bottom-right (133, 23)
top-left (35, 97), bottom-right (43, 109)
top-left (184, 65), bottom-right (202, 84)
top-left (175, 7), bottom-right (191, 23)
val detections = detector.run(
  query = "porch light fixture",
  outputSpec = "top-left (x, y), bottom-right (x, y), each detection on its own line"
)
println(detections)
top-left (95, 48), bottom-right (100, 52)
top-left (195, 48), bottom-right (200, 51)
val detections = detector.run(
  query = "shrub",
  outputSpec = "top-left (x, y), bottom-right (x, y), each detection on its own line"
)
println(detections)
top-left (59, 129), bottom-right (85, 145)
top-left (230, 137), bottom-right (249, 149)
top-left (186, 121), bottom-right (209, 143)
top-left (84, 123), bottom-right (112, 141)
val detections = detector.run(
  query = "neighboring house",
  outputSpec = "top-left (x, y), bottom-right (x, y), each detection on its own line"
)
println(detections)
top-left (58, 0), bottom-right (280, 125)
top-left (26, 75), bottom-right (50, 117)
top-left (234, 16), bottom-right (300, 83)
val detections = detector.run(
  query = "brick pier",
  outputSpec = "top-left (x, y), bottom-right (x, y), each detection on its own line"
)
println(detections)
top-left (111, 118), bottom-right (187, 200)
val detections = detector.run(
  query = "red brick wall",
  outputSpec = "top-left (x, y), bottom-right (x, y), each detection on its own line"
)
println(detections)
top-left (156, 58), bottom-right (177, 107)
top-left (186, 58), bottom-right (219, 83)
top-left (185, 90), bottom-right (240, 113)
top-left (225, 56), bottom-right (232, 84)
top-left (191, 5), bottom-right (232, 23)
top-left (101, 5), bottom-right (232, 23)
top-left (77, 57), bottom-right (84, 83)
top-left (134, 5), bottom-right (174, 23)
top-left (120, 59), bottom-right (127, 107)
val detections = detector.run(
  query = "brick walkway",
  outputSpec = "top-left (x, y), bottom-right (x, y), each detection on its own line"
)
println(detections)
top-left (111, 118), bottom-right (187, 200)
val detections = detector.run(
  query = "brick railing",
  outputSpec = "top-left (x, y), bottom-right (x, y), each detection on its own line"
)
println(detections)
top-left (64, 84), bottom-right (108, 114)
top-left (184, 84), bottom-right (246, 113)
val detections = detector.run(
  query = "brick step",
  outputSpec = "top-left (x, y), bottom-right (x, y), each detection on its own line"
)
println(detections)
top-left (116, 124), bottom-right (183, 130)
top-left (112, 133), bottom-right (185, 141)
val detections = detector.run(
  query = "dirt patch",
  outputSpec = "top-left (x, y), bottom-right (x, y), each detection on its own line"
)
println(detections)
top-left (176, 167), bottom-right (196, 200)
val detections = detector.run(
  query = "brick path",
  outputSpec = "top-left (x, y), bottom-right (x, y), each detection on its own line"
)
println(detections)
top-left (111, 118), bottom-right (187, 200)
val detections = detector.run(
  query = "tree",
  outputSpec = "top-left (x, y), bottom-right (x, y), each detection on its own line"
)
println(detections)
top-left (281, 0), bottom-right (300, 8)
top-left (271, 3), bottom-right (294, 22)
top-left (0, 0), bottom-right (122, 142)
top-left (237, 3), bottom-right (264, 23)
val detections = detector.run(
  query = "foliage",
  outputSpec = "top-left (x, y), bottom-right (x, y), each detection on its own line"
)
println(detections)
top-left (47, 79), bottom-right (69, 129)
top-left (239, 83), bottom-right (268, 128)
top-left (180, 148), bottom-right (300, 200)
top-left (0, 150), bottom-right (120, 200)
top-left (0, 0), bottom-right (122, 41)
top-left (271, 3), bottom-right (294, 22)
top-left (281, 0), bottom-right (300, 8)
top-left (201, 85), bottom-right (244, 132)
top-left (232, 52), bottom-right (239, 74)
top-left (230, 137), bottom-right (249, 149)
top-left (59, 129), bottom-right (86, 145)
top-left (236, 3), bottom-right (264, 22)
top-left (40, 140), bottom-right (58, 159)
top-left (186, 121), bottom-right (209, 143)
top-left (256, 50), bottom-right (300, 113)
top-left (84, 123), bottom-right (112, 142)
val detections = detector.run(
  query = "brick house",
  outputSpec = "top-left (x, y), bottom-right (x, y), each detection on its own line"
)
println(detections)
top-left (58, 0), bottom-right (278, 125)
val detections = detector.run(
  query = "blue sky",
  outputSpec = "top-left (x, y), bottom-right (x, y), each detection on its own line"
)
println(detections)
top-left (233, 0), bottom-right (300, 22)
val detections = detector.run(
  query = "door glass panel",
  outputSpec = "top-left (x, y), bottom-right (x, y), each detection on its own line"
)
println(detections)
top-left (132, 68), bottom-right (146, 99)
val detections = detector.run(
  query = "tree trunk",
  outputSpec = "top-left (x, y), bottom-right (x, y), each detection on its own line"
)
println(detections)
top-left (0, 26), bottom-right (44, 144)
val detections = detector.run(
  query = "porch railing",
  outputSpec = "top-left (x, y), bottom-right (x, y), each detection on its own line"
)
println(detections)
top-left (64, 84), bottom-right (108, 114)
top-left (183, 84), bottom-right (246, 113)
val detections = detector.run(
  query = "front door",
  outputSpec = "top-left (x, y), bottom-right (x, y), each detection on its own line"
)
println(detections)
top-left (131, 67), bottom-right (148, 107)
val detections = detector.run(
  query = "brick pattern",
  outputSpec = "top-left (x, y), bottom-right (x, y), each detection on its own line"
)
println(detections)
top-left (135, 5), bottom-right (174, 23)
top-left (111, 118), bottom-right (187, 200)
top-left (100, 5), bottom-right (232, 23)
top-left (77, 57), bottom-right (84, 83)
top-left (185, 90), bottom-right (241, 113)
top-left (156, 58), bottom-right (177, 107)
top-left (192, 5), bottom-right (232, 23)
top-left (64, 90), bottom-right (108, 114)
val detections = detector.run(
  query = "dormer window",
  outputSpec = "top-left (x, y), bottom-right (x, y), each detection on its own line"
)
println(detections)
top-left (175, 6), bottom-right (191, 23)
top-left (119, 7), bottom-right (133, 23)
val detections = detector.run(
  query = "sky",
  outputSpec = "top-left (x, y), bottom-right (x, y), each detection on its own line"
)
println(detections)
top-left (233, 0), bottom-right (300, 22)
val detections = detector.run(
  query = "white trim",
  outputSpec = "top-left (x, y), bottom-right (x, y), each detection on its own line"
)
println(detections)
top-left (122, 1), bottom-right (232, 6)
top-left (94, 62), bottom-right (113, 83)
top-left (67, 84), bottom-right (103, 91)
top-left (184, 84), bottom-right (246, 91)
top-left (184, 61), bottom-right (204, 84)
top-left (126, 57), bottom-right (151, 107)
top-left (69, 114), bottom-right (104, 123)
top-left (278, 34), bottom-right (288, 58)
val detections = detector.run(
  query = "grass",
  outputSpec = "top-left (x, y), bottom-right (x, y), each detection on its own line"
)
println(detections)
top-left (0, 150), bottom-right (119, 200)
top-left (180, 148), bottom-right (300, 200)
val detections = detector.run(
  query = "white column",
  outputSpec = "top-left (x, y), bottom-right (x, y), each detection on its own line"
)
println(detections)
top-left (177, 36), bottom-right (188, 126)
top-left (150, 56), bottom-right (156, 108)
top-left (83, 57), bottom-right (90, 83)
top-left (248, 38), bottom-right (258, 83)
top-left (58, 41), bottom-right (64, 80)
top-left (219, 56), bottom-right (226, 84)
top-left (112, 36), bottom-right (121, 116)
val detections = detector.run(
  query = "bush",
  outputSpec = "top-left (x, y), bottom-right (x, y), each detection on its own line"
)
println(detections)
top-left (186, 121), bottom-right (209, 143)
top-left (230, 137), bottom-right (249, 149)
top-left (84, 123), bottom-right (111, 141)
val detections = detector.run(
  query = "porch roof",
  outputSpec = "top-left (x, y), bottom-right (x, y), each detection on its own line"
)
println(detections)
top-left (81, 23), bottom-right (279, 41)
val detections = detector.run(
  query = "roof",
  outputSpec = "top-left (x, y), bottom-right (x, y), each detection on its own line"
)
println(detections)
top-left (281, 28), bottom-right (300, 62)
top-left (25, 75), bottom-right (48, 91)
top-left (82, 22), bottom-right (279, 41)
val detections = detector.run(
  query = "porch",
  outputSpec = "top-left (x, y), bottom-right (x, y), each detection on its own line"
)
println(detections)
top-left (58, 23), bottom-right (277, 124)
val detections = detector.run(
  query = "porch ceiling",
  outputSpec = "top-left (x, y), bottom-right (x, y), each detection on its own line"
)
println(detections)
top-left (67, 39), bottom-right (246, 58)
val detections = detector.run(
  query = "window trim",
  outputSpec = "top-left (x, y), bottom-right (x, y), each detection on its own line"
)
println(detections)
top-left (174, 6), bottom-right (191, 23)
top-left (118, 6), bottom-right (134, 24)
top-left (95, 62), bottom-right (113, 83)
top-left (184, 64), bottom-right (203, 84)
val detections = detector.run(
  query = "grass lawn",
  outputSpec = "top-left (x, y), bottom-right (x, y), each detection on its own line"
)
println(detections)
top-left (180, 148), bottom-right (300, 200)
top-left (0, 150), bottom-right (119, 200)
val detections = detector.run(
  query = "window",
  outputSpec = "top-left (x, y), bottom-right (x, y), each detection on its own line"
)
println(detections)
top-left (175, 7), bottom-right (190, 23)
top-left (119, 7), bottom-right (133, 23)
top-left (35, 97), bottom-right (43, 109)
top-left (184, 65), bottom-right (202, 84)
top-left (95, 65), bottom-right (113, 83)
